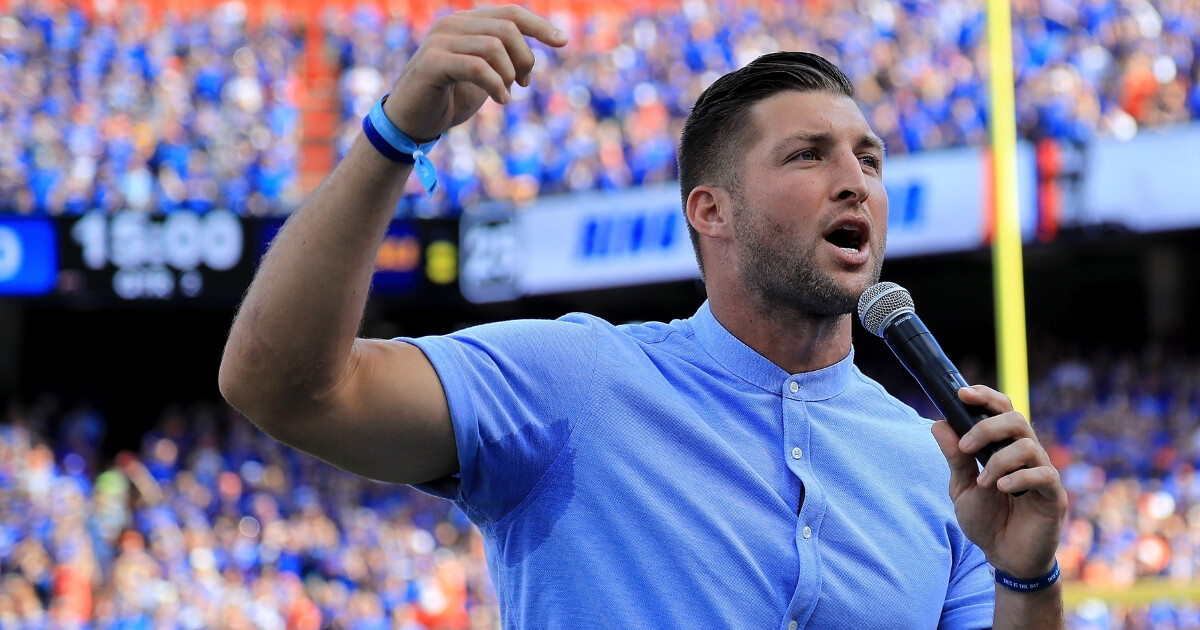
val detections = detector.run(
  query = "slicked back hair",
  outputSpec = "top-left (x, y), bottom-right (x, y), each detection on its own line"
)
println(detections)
top-left (678, 52), bottom-right (855, 276)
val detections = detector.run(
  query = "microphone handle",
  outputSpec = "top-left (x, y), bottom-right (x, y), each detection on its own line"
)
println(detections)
top-left (883, 313), bottom-right (1013, 469)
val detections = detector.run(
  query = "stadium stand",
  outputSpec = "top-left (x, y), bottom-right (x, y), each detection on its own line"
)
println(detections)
top-left (1, 0), bottom-right (1197, 216)
top-left (0, 397), bottom-right (496, 629)
top-left (0, 344), bottom-right (1198, 627)
top-left (0, 0), bottom-right (305, 216)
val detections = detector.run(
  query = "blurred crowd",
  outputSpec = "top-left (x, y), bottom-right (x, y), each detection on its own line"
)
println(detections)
top-left (1, 344), bottom-right (1200, 627)
top-left (0, 399), bottom-right (495, 629)
top-left (3, 0), bottom-right (1200, 217)
top-left (329, 0), bottom-right (1200, 217)
top-left (0, 0), bottom-right (303, 216)
top-left (1031, 342), bottom-right (1200, 629)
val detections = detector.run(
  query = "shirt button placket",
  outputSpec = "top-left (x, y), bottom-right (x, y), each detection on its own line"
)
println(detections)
top-left (784, 391), bottom-right (813, 630)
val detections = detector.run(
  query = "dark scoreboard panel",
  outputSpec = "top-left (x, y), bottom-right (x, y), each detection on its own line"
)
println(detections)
top-left (0, 212), bottom-right (460, 305)
top-left (61, 210), bottom-right (254, 301)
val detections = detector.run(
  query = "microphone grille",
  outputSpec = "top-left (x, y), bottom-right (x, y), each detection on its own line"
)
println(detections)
top-left (857, 281), bottom-right (915, 337)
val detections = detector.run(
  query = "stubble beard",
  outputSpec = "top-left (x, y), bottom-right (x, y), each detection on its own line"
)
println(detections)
top-left (733, 202), bottom-right (884, 318)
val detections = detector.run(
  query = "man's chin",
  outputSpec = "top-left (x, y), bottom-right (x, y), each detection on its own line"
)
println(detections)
top-left (745, 253), bottom-right (881, 318)
top-left (827, 271), bottom-right (878, 303)
top-left (842, 259), bottom-right (884, 299)
top-left (775, 290), bottom-right (860, 318)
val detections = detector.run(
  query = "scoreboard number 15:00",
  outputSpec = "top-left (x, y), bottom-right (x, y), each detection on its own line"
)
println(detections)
top-left (69, 210), bottom-right (244, 299)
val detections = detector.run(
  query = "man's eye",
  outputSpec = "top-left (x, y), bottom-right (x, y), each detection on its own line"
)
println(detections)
top-left (794, 149), bottom-right (817, 161)
top-left (860, 155), bottom-right (880, 169)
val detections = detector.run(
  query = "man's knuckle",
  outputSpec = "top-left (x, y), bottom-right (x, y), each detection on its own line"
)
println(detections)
top-left (465, 57), bottom-right (489, 81)
top-left (434, 13), bottom-right (464, 32)
top-left (516, 49), bottom-right (535, 70)
top-left (416, 46), bottom-right (445, 67)
top-left (500, 20), bottom-right (522, 41)
top-left (1039, 468), bottom-right (1058, 486)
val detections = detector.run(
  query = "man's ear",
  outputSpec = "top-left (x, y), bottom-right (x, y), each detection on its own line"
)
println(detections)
top-left (686, 185), bottom-right (734, 241)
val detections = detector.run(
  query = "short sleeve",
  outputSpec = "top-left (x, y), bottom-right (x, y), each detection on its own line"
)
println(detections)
top-left (938, 528), bottom-right (996, 629)
top-left (401, 315), bottom-right (602, 525)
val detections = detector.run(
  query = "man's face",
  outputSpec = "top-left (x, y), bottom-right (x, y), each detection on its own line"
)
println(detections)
top-left (728, 90), bottom-right (888, 316)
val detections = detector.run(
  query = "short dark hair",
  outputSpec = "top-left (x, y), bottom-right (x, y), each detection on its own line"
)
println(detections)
top-left (678, 52), bottom-right (855, 275)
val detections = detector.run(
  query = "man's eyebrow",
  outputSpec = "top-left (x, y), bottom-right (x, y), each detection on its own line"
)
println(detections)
top-left (859, 134), bottom-right (887, 156)
top-left (778, 132), bottom-right (835, 148)
top-left (770, 132), bottom-right (833, 158)
top-left (773, 132), bottom-right (887, 156)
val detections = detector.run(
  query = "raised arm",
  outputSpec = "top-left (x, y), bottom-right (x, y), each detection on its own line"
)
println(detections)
top-left (218, 6), bottom-right (568, 484)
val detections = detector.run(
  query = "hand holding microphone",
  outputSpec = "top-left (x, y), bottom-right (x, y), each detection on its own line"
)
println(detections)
top-left (857, 282), bottom-right (1020, 492)
top-left (859, 282), bottom-right (1069, 583)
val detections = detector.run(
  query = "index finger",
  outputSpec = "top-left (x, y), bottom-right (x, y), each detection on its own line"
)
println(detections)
top-left (957, 384), bottom-right (1015, 417)
top-left (959, 412), bottom-right (1036, 455)
top-left (473, 5), bottom-right (568, 47)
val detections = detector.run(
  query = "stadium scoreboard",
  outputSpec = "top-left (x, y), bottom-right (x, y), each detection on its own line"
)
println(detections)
top-left (66, 210), bottom-right (249, 300)
top-left (0, 211), bottom-right (460, 304)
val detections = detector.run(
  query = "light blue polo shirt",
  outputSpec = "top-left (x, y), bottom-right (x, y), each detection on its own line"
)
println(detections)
top-left (406, 301), bottom-right (994, 629)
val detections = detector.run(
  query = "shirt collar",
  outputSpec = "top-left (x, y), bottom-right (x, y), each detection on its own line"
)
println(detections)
top-left (686, 300), bottom-right (855, 401)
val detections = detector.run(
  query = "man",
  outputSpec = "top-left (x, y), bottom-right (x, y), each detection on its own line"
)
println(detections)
top-left (219, 6), bottom-right (1067, 628)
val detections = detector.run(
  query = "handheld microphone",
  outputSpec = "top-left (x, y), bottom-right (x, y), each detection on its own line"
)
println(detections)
top-left (857, 282), bottom-right (1014, 472)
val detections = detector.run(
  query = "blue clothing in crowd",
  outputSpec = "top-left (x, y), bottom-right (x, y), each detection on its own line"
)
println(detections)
top-left (406, 301), bottom-right (994, 629)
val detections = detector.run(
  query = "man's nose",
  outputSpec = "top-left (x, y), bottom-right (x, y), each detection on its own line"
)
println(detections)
top-left (832, 151), bottom-right (869, 203)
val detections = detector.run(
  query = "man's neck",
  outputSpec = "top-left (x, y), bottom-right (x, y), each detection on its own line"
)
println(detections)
top-left (709, 294), bottom-right (853, 375)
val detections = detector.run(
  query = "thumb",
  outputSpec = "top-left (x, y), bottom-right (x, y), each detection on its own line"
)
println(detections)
top-left (931, 420), bottom-right (979, 486)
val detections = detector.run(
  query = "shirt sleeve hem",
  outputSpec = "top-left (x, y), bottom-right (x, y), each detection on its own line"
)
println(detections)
top-left (400, 336), bottom-right (483, 519)
top-left (937, 602), bottom-right (995, 630)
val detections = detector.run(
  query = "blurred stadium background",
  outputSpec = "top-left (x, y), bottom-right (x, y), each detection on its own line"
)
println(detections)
top-left (0, 0), bottom-right (1199, 627)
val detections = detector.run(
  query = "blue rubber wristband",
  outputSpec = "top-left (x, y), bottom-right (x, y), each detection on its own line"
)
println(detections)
top-left (361, 93), bottom-right (440, 197)
top-left (994, 559), bottom-right (1060, 593)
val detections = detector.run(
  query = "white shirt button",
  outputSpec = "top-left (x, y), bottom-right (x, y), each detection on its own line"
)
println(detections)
top-left (802, 526), bottom-right (812, 539)
top-left (789, 382), bottom-right (799, 393)
top-left (791, 446), bottom-right (803, 459)
top-left (788, 622), bottom-right (798, 630)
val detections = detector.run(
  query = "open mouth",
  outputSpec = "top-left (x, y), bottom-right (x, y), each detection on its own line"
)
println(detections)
top-left (824, 223), bottom-right (866, 253)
